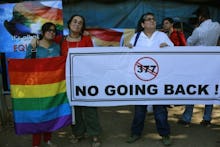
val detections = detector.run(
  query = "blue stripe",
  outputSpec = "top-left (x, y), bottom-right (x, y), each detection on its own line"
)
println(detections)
top-left (13, 103), bottom-right (72, 123)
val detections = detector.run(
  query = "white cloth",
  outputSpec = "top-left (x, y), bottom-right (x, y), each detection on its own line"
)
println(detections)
top-left (187, 19), bottom-right (220, 46)
top-left (147, 105), bottom-right (153, 113)
top-left (129, 31), bottom-right (174, 48)
top-left (72, 107), bottom-right (75, 125)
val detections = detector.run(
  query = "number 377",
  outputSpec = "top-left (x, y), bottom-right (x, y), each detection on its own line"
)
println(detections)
top-left (137, 65), bottom-right (156, 73)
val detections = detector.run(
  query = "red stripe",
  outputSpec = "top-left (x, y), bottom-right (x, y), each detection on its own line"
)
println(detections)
top-left (23, 2), bottom-right (63, 21)
top-left (9, 69), bottom-right (65, 85)
top-left (8, 56), bottom-right (66, 72)
top-left (88, 29), bottom-right (123, 42)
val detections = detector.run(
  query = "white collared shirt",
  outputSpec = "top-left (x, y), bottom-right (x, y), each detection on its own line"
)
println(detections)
top-left (187, 19), bottom-right (220, 46)
top-left (130, 31), bottom-right (174, 48)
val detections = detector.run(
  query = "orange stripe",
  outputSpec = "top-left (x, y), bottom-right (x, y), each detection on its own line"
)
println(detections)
top-left (22, 2), bottom-right (63, 21)
top-left (92, 37), bottom-right (120, 46)
top-left (9, 68), bottom-right (65, 85)
top-left (88, 29), bottom-right (123, 42)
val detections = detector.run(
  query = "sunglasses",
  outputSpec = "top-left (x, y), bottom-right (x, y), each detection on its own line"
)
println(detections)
top-left (144, 17), bottom-right (156, 21)
top-left (47, 29), bottom-right (56, 33)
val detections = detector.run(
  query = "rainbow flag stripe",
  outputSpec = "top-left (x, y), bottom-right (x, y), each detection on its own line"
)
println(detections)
top-left (8, 56), bottom-right (71, 135)
top-left (88, 28), bottom-right (123, 46)
top-left (12, 1), bottom-right (63, 35)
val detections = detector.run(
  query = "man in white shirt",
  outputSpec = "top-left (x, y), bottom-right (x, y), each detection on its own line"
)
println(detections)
top-left (178, 6), bottom-right (220, 127)
top-left (187, 7), bottom-right (220, 46)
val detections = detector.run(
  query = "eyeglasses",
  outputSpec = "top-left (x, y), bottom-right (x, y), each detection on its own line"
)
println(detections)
top-left (144, 18), bottom-right (156, 21)
top-left (47, 29), bottom-right (56, 33)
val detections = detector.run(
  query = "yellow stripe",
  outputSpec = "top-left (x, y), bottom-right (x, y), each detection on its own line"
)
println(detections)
top-left (92, 37), bottom-right (120, 46)
top-left (11, 80), bottom-right (66, 98)
top-left (123, 29), bottom-right (135, 46)
top-left (34, 17), bottom-right (63, 26)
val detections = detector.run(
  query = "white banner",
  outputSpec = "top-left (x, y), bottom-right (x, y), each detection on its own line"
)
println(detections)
top-left (66, 46), bottom-right (220, 106)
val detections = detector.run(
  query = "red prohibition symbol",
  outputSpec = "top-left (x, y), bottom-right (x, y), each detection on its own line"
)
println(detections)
top-left (134, 56), bottom-right (159, 81)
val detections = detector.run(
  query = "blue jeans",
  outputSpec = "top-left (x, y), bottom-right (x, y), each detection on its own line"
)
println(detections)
top-left (131, 105), bottom-right (170, 137)
top-left (182, 105), bottom-right (213, 123)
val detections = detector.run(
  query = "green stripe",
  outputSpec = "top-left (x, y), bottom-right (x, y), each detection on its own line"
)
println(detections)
top-left (12, 92), bottom-right (69, 110)
top-left (56, 24), bottom-right (63, 31)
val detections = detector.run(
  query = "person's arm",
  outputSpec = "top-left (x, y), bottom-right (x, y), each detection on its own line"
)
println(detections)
top-left (25, 44), bottom-right (34, 58)
top-left (187, 28), bottom-right (199, 46)
top-left (125, 33), bottom-right (137, 48)
top-left (30, 37), bottom-right (39, 49)
top-left (178, 31), bottom-right (187, 46)
top-left (27, 37), bottom-right (39, 58)
top-left (160, 33), bottom-right (174, 48)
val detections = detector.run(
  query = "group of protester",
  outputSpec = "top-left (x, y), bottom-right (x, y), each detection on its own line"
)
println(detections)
top-left (26, 6), bottom-right (220, 147)
top-left (126, 6), bottom-right (220, 146)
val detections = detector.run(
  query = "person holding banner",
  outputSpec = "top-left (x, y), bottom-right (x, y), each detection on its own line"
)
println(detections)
top-left (26, 22), bottom-right (59, 147)
top-left (126, 12), bottom-right (174, 146)
top-left (61, 15), bottom-right (102, 147)
top-left (177, 6), bottom-right (220, 127)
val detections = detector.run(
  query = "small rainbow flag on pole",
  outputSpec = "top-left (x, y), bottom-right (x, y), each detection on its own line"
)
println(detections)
top-left (8, 56), bottom-right (72, 135)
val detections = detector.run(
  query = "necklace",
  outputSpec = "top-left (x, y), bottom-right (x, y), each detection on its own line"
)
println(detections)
top-left (67, 39), bottom-right (79, 49)
top-left (67, 35), bottom-right (81, 42)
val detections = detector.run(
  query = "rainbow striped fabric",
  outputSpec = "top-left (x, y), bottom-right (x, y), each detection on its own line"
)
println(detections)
top-left (8, 56), bottom-right (71, 135)
top-left (88, 28), bottom-right (123, 46)
top-left (4, 1), bottom-right (63, 36)
top-left (16, 1), bottom-right (63, 34)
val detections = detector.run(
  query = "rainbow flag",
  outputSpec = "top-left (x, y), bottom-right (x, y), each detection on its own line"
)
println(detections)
top-left (4, 1), bottom-right (63, 36)
top-left (88, 28), bottom-right (123, 46)
top-left (8, 56), bottom-right (71, 135)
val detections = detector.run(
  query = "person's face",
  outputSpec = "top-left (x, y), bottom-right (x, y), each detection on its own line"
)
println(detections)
top-left (69, 16), bottom-right (83, 34)
top-left (44, 25), bottom-right (56, 40)
top-left (141, 15), bottom-right (156, 30)
top-left (163, 20), bottom-right (173, 31)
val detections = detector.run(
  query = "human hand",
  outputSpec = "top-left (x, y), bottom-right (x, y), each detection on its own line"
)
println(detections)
top-left (31, 38), bottom-right (39, 48)
top-left (160, 42), bottom-right (169, 48)
top-left (125, 43), bottom-right (133, 49)
top-left (83, 30), bottom-right (90, 36)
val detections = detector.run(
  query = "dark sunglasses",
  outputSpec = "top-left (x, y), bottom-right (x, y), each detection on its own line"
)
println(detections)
top-left (144, 17), bottom-right (156, 21)
top-left (47, 29), bottom-right (56, 33)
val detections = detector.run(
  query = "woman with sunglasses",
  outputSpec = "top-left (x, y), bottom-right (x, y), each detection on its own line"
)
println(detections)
top-left (26, 22), bottom-right (59, 147)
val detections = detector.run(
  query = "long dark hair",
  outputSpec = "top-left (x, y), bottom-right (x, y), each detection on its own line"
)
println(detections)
top-left (67, 14), bottom-right (86, 36)
top-left (135, 12), bottom-right (155, 33)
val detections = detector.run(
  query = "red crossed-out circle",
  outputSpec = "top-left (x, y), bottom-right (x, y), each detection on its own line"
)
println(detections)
top-left (134, 57), bottom-right (159, 81)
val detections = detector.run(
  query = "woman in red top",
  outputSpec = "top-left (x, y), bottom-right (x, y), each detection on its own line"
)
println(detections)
top-left (162, 17), bottom-right (186, 46)
top-left (60, 15), bottom-right (93, 56)
top-left (62, 15), bottom-right (102, 147)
